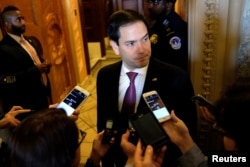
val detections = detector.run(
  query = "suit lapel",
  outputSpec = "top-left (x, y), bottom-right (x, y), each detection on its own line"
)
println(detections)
top-left (2, 35), bottom-right (34, 63)
top-left (137, 59), bottom-right (160, 112)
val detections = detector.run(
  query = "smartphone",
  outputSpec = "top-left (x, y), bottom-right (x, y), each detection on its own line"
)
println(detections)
top-left (143, 90), bottom-right (171, 123)
top-left (102, 119), bottom-right (114, 144)
top-left (129, 110), bottom-right (169, 152)
top-left (57, 85), bottom-right (90, 116)
top-left (191, 94), bottom-right (216, 113)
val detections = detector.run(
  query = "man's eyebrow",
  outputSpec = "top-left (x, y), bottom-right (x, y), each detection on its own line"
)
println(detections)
top-left (142, 33), bottom-right (149, 39)
top-left (124, 33), bottom-right (149, 44)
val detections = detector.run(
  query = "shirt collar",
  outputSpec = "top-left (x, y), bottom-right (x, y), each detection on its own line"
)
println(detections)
top-left (121, 62), bottom-right (148, 75)
top-left (7, 33), bottom-right (22, 44)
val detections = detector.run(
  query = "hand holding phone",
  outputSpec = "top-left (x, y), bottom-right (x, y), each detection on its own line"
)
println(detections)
top-left (191, 94), bottom-right (215, 114)
top-left (143, 90), bottom-right (171, 123)
top-left (129, 110), bottom-right (169, 152)
top-left (56, 85), bottom-right (90, 116)
top-left (102, 119), bottom-right (115, 144)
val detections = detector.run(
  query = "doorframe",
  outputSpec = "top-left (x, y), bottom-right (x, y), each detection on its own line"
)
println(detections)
top-left (78, 0), bottom-right (91, 74)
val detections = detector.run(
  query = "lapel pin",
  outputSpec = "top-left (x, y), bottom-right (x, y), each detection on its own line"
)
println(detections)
top-left (152, 78), bottom-right (157, 81)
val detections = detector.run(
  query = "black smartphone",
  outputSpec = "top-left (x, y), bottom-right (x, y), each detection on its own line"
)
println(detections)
top-left (129, 110), bottom-right (169, 152)
top-left (191, 94), bottom-right (216, 114)
top-left (102, 119), bottom-right (114, 144)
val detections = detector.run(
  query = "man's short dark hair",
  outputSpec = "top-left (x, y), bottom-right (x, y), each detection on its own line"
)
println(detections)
top-left (107, 9), bottom-right (149, 45)
top-left (145, 0), bottom-right (176, 3)
top-left (1, 5), bottom-right (19, 14)
top-left (1, 5), bottom-right (19, 22)
top-left (165, 0), bottom-right (176, 3)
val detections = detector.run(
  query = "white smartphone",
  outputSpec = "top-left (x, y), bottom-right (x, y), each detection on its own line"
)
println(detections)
top-left (142, 90), bottom-right (171, 123)
top-left (57, 85), bottom-right (90, 116)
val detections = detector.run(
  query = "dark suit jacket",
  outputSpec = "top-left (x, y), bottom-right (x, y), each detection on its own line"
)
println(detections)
top-left (97, 58), bottom-right (197, 167)
top-left (0, 34), bottom-right (50, 115)
top-left (150, 11), bottom-right (188, 71)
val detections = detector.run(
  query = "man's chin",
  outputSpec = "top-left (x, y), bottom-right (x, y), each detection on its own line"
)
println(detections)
top-left (149, 13), bottom-right (158, 20)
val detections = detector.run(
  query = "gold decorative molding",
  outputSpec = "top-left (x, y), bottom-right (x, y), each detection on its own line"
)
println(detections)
top-left (45, 12), bottom-right (66, 65)
top-left (30, 0), bottom-right (38, 24)
top-left (201, 0), bottom-right (219, 99)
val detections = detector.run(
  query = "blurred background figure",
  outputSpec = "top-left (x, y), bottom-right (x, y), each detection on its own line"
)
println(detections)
top-left (145, 0), bottom-right (188, 71)
top-left (0, 6), bottom-right (52, 120)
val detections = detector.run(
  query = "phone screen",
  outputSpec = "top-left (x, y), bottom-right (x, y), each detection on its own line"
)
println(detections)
top-left (129, 111), bottom-right (169, 151)
top-left (106, 120), bottom-right (113, 129)
top-left (57, 86), bottom-right (89, 116)
top-left (143, 91), bottom-right (171, 123)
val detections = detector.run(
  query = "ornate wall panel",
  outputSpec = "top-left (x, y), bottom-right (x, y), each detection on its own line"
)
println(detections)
top-left (237, 0), bottom-right (250, 78)
top-left (200, 0), bottom-right (219, 99)
top-left (189, 0), bottom-right (245, 102)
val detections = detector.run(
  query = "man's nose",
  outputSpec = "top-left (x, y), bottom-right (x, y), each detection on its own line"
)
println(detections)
top-left (137, 42), bottom-right (145, 52)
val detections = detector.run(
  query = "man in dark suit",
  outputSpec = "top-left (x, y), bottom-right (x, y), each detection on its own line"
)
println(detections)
top-left (0, 6), bottom-right (51, 118)
top-left (96, 9), bottom-right (197, 167)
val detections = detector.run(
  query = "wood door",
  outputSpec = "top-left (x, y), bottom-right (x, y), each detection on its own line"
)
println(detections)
top-left (78, 0), bottom-right (106, 57)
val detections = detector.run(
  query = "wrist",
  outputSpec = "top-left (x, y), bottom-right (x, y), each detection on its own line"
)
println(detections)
top-left (126, 157), bottom-right (134, 165)
top-left (178, 135), bottom-right (195, 154)
top-left (88, 151), bottom-right (101, 164)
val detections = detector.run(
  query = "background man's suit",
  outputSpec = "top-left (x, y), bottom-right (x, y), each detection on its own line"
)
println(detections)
top-left (97, 57), bottom-right (197, 167)
top-left (0, 34), bottom-right (50, 115)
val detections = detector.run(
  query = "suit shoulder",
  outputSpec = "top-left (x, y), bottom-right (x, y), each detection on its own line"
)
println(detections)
top-left (150, 58), bottom-right (188, 76)
top-left (98, 61), bottom-right (122, 73)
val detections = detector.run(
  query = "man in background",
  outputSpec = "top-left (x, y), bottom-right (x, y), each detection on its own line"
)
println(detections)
top-left (145, 0), bottom-right (188, 71)
top-left (0, 6), bottom-right (51, 119)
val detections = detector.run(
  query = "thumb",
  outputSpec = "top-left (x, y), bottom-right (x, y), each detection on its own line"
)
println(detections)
top-left (143, 145), bottom-right (154, 163)
top-left (170, 110), bottom-right (179, 122)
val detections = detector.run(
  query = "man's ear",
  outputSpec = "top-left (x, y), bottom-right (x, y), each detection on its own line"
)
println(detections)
top-left (4, 21), bottom-right (11, 30)
top-left (110, 40), bottom-right (119, 55)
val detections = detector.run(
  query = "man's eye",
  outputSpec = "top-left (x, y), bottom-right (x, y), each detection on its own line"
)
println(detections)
top-left (17, 17), bottom-right (24, 22)
top-left (143, 37), bottom-right (149, 42)
top-left (126, 42), bottom-right (135, 47)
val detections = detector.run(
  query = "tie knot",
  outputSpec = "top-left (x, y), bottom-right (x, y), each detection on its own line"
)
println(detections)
top-left (127, 72), bottom-right (138, 82)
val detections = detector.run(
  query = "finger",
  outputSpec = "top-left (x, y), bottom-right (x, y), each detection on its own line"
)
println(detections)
top-left (9, 118), bottom-right (21, 127)
top-left (134, 140), bottom-right (143, 160)
top-left (143, 145), bottom-right (154, 164)
top-left (69, 115), bottom-right (78, 121)
top-left (11, 106), bottom-right (24, 111)
top-left (72, 110), bottom-right (80, 116)
top-left (170, 110), bottom-right (179, 122)
top-left (15, 109), bottom-right (32, 116)
top-left (49, 103), bottom-right (58, 108)
top-left (124, 130), bottom-right (130, 139)
top-left (121, 130), bottom-right (129, 146)
top-left (98, 130), bottom-right (105, 140)
top-left (110, 137), bottom-right (115, 144)
top-left (155, 145), bottom-right (167, 164)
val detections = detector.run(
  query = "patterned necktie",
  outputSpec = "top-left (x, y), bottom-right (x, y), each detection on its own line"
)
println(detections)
top-left (121, 72), bottom-right (138, 115)
top-left (20, 37), bottom-right (47, 86)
